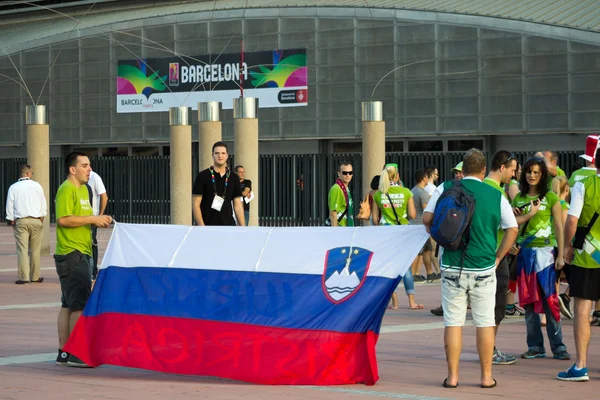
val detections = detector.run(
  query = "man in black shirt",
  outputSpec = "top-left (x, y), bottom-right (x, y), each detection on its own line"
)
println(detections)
top-left (192, 142), bottom-right (245, 226)
top-left (234, 165), bottom-right (252, 226)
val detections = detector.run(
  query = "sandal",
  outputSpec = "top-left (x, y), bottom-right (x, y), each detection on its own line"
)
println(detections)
top-left (481, 378), bottom-right (497, 388)
top-left (409, 304), bottom-right (424, 309)
top-left (443, 378), bottom-right (458, 388)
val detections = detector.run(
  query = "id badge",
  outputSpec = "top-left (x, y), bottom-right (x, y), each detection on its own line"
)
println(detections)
top-left (211, 195), bottom-right (225, 211)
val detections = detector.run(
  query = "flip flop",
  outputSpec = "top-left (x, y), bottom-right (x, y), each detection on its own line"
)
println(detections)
top-left (409, 304), bottom-right (424, 309)
top-left (481, 378), bottom-right (497, 388)
top-left (443, 378), bottom-right (458, 388)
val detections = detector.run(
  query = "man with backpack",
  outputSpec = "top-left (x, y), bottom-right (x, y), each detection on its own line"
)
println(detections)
top-left (328, 162), bottom-right (354, 227)
top-left (423, 148), bottom-right (518, 389)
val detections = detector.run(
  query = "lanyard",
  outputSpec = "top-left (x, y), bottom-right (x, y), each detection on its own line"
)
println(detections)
top-left (209, 167), bottom-right (229, 197)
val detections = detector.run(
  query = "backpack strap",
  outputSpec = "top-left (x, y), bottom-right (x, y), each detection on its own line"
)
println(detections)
top-left (385, 193), bottom-right (401, 225)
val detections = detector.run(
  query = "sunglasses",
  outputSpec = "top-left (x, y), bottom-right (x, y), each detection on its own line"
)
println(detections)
top-left (502, 153), bottom-right (516, 165)
top-left (341, 171), bottom-right (354, 176)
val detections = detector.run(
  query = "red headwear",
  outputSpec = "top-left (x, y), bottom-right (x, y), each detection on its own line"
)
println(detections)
top-left (581, 135), bottom-right (600, 163)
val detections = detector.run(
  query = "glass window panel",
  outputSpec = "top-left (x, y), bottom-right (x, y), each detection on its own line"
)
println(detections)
top-left (209, 38), bottom-right (241, 53)
top-left (320, 101), bottom-right (357, 118)
top-left (210, 20), bottom-right (242, 37)
top-left (144, 42), bottom-right (175, 58)
top-left (281, 32), bottom-right (316, 49)
top-left (177, 23), bottom-right (208, 40)
top-left (22, 66), bottom-right (49, 80)
top-left (572, 92), bottom-right (600, 111)
top-left (112, 30), bottom-right (142, 44)
top-left (438, 59), bottom-right (478, 79)
top-left (319, 18), bottom-right (353, 30)
top-left (258, 121), bottom-right (280, 138)
top-left (113, 45), bottom-right (142, 61)
top-left (280, 101), bottom-right (317, 118)
top-left (82, 46), bottom-right (110, 63)
top-left (356, 26), bottom-right (393, 46)
top-left (359, 81), bottom-right (394, 99)
top-left (51, 48), bottom-right (79, 64)
top-left (281, 18), bottom-right (315, 33)
top-left (318, 84), bottom-right (355, 101)
top-left (441, 116), bottom-right (479, 131)
top-left (0, 82), bottom-right (21, 97)
top-left (357, 45), bottom-right (395, 64)
top-left (405, 81), bottom-right (435, 98)
top-left (527, 93), bottom-right (568, 112)
top-left (51, 64), bottom-right (79, 80)
top-left (570, 53), bottom-right (600, 73)
top-left (281, 120), bottom-right (317, 137)
top-left (51, 97), bottom-right (79, 112)
top-left (243, 34), bottom-right (278, 52)
top-left (525, 76), bottom-right (567, 94)
top-left (480, 28), bottom-right (520, 38)
top-left (318, 29), bottom-right (355, 48)
top-left (144, 26), bottom-right (174, 42)
top-left (408, 138), bottom-right (442, 151)
top-left (482, 95), bottom-right (522, 113)
top-left (0, 99), bottom-right (20, 113)
top-left (572, 73), bottom-right (600, 91)
top-left (51, 79), bottom-right (79, 95)
top-left (525, 55), bottom-right (567, 74)
top-left (482, 77), bottom-right (521, 94)
top-left (320, 119), bottom-right (355, 136)
top-left (397, 23), bottom-right (435, 43)
top-left (357, 63), bottom-right (395, 81)
top-left (440, 79), bottom-right (478, 96)
top-left (406, 98), bottom-right (436, 116)
top-left (245, 18), bottom-right (278, 35)
top-left (440, 40), bottom-right (478, 59)
top-left (440, 97), bottom-right (478, 114)
top-left (81, 79), bottom-right (102, 95)
top-left (571, 42), bottom-right (600, 53)
top-left (398, 43), bottom-right (435, 62)
top-left (482, 57), bottom-right (522, 76)
top-left (438, 25), bottom-right (477, 41)
top-left (317, 65), bottom-right (354, 83)
top-left (573, 112), bottom-right (600, 128)
top-left (22, 50), bottom-right (48, 66)
top-left (177, 40), bottom-right (209, 56)
top-left (481, 38), bottom-right (521, 56)
top-left (525, 36), bottom-right (566, 54)
top-left (403, 61), bottom-right (435, 79)
top-left (483, 114), bottom-right (522, 131)
top-left (527, 113), bottom-right (568, 129)
top-left (260, 107), bottom-right (279, 121)
top-left (318, 47), bottom-right (354, 65)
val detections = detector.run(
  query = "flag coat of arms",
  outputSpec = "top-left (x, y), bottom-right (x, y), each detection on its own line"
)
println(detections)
top-left (64, 224), bottom-right (429, 385)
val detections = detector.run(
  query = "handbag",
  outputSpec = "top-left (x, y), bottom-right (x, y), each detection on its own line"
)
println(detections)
top-left (356, 194), bottom-right (372, 221)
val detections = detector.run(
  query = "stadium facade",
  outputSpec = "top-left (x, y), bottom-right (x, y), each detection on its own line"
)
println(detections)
top-left (1, 0), bottom-right (599, 158)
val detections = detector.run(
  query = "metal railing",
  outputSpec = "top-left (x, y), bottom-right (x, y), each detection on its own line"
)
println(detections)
top-left (0, 151), bottom-right (584, 226)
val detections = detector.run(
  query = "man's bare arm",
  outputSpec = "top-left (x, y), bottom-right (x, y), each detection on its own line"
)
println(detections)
top-left (193, 195), bottom-right (204, 226)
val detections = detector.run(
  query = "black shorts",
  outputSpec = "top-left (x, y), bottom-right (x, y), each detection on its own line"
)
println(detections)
top-left (507, 253), bottom-right (518, 281)
top-left (495, 257), bottom-right (509, 325)
top-left (54, 250), bottom-right (93, 311)
top-left (568, 265), bottom-right (600, 301)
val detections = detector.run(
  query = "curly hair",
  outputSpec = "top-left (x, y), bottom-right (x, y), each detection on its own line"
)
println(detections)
top-left (519, 156), bottom-right (549, 199)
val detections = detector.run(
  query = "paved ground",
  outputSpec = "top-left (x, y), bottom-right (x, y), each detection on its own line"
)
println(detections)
top-left (0, 224), bottom-right (599, 399)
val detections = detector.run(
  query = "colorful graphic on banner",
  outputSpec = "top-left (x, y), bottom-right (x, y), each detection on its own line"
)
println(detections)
top-left (116, 49), bottom-right (307, 112)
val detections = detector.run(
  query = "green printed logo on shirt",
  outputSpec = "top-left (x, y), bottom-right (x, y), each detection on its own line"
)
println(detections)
top-left (512, 191), bottom-right (559, 248)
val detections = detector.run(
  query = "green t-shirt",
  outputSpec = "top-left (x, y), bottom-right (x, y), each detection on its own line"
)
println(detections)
top-left (572, 176), bottom-right (600, 269)
top-left (55, 180), bottom-right (93, 256)
top-left (569, 167), bottom-right (597, 187)
top-left (483, 177), bottom-right (507, 249)
top-left (560, 199), bottom-right (569, 211)
top-left (547, 166), bottom-right (566, 189)
top-left (328, 183), bottom-right (354, 227)
top-left (372, 185), bottom-right (413, 225)
top-left (512, 191), bottom-right (559, 248)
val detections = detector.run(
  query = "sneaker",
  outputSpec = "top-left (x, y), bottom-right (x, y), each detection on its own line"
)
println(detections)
top-left (492, 348), bottom-right (516, 365)
top-left (430, 305), bottom-right (443, 316)
top-left (557, 364), bottom-right (589, 382)
top-left (521, 350), bottom-right (546, 359)
top-left (506, 305), bottom-right (526, 318)
top-left (426, 273), bottom-right (437, 283)
top-left (56, 349), bottom-right (69, 366)
top-left (414, 275), bottom-right (427, 284)
top-left (558, 294), bottom-right (573, 319)
top-left (67, 354), bottom-right (92, 368)
top-left (553, 351), bottom-right (571, 360)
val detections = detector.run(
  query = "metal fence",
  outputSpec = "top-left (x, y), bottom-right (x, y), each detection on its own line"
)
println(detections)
top-left (0, 151), bottom-right (584, 226)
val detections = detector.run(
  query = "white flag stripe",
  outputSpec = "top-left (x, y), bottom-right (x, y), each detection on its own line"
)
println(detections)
top-left (101, 224), bottom-right (429, 279)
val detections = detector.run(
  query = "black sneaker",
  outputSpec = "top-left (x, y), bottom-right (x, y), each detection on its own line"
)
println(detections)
top-left (521, 349), bottom-right (546, 359)
top-left (56, 349), bottom-right (69, 366)
top-left (558, 294), bottom-right (573, 319)
top-left (67, 354), bottom-right (92, 368)
top-left (431, 305), bottom-right (444, 316)
top-left (414, 275), bottom-right (427, 284)
top-left (426, 273), bottom-right (437, 283)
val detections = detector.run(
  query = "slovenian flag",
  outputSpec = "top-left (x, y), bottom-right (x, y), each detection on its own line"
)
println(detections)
top-left (64, 223), bottom-right (428, 385)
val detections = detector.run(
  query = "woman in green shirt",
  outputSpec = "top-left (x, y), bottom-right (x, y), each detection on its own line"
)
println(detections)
top-left (513, 156), bottom-right (569, 360)
top-left (372, 164), bottom-right (421, 310)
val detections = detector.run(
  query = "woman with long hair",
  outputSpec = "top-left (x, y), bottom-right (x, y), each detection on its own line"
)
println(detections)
top-left (512, 156), bottom-right (569, 360)
top-left (372, 163), bottom-right (421, 309)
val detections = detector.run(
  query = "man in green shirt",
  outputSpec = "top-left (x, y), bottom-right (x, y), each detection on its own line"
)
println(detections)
top-left (483, 150), bottom-right (518, 366)
top-left (54, 152), bottom-right (112, 368)
top-left (328, 162), bottom-right (354, 227)
top-left (538, 151), bottom-right (565, 189)
top-left (558, 148), bottom-right (600, 382)
top-left (569, 135), bottom-right (599, 188)
top-left (423, 149), bottom-right (518, 389)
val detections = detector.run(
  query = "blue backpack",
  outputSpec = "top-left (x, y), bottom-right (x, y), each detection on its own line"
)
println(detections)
top-left (430, 180), bottom-right (476, 251)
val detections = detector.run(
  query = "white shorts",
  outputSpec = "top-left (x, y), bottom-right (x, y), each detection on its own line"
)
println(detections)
top-left (441, 269), bottom-right (497, 328)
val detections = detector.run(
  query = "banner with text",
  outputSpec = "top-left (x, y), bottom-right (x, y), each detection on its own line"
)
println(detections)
top-left (116, 49), bottom-right (307, 113)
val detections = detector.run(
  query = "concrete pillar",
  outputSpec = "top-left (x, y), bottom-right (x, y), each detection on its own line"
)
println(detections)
top-left (26, 105), bottom-right (50, 255)
top-left (233, 97), bottom-right (259, 227)
top-left (197, 101), bottom-right (222, 171)
top-left (362, 101), bottom-right (385, 225)
top-left (169, 107), bottom-right (192, 225)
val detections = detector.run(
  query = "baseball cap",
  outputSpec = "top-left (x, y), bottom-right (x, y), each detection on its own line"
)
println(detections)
top-left (580, 135), bottom-right (600, 163)
top-left (451, 161), bottom-right (463, 172)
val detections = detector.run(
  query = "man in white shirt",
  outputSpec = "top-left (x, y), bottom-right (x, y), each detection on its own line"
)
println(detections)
top-left (424, 165), bottom-right (439, 197)
top-left (5, 164), bottom-right (47, 284)
top-left (86, 171), bottom-right (108, 280)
